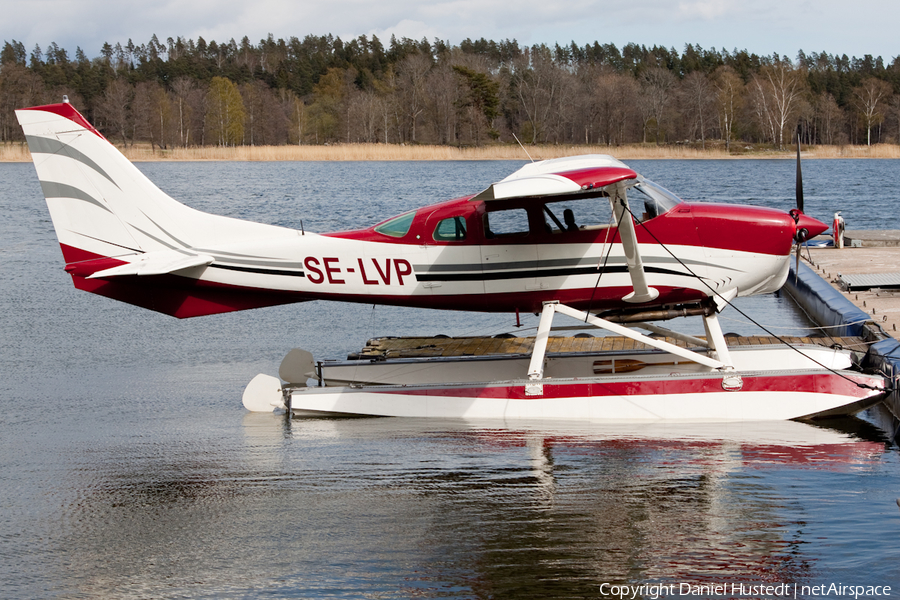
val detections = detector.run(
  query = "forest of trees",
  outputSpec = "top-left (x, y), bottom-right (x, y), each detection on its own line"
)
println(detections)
top-left (1, 33), bottom-right (899, 149)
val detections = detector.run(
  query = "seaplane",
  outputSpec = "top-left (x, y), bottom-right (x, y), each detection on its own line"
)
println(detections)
top-left (16, 100), bottom-right (889, 421)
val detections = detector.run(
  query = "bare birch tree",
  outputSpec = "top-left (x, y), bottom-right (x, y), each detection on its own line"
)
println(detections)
top-left (347, 89), bottom-right (385, 143)
top-left (814, 93), bottom-right (845, 145)
top-left (889, 95), bottom-right (900, 145)
top-left (852, 77), bottom-right (892, 146)
top-left (572, 65), bottom-right (602, 144)
top-left (510, 45), bottom-right (564, 143)
top-left (277, 88), bottom-right (305, 145)
top-left (425, 63), bottom-right (461, 145)
top-left (96, 78), bottom-right (133, 146)
top-left (681, 71), bottom-right (715, 147)
top-left (594, 72), bottom-right (639, 146)
top-left (395, 53), bottom-right (432, 143)
top-left (639, 67), bottom-right (676, 145)
top-left (712, 66), bottom-right (744, 151)
top-left (133, 80), bottom-right (177, 150)
top-left (170, 76), bottom-right (200, 147)
top-left (241, 79), bottom-right (269, 145)
top-left (750, 61), bottom-right (807, 148)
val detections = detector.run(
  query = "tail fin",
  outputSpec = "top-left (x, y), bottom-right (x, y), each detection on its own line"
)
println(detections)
top-left (16, 101), bottom-right (290, 266)
top-left (16, 101), bottom-right (301, 318)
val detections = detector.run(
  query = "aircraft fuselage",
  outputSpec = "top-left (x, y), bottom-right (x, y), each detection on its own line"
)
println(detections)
top-left (63, 194), bottom-right (800, 318)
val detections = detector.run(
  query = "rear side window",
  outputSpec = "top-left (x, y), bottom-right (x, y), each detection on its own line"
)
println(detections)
top-left (374, 211), bottom-right (415, 237)
top-left (484, 208), bottom-right (529, 239)
top-left (433, 216), bottom-right (467, 241)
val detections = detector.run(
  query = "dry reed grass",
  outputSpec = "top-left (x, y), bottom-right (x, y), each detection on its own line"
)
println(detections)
top-left (4, 141), bottom-right (900, 162)
top-left (95, 142), bottom-right (900, 161)
top-left (0, 143), bottom-right (30, 162)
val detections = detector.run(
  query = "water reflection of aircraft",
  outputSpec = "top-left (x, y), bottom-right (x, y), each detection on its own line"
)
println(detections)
top-left (242, 415), bottom-right (886, 480)
top-left (240, 415), bottom-right (886, 590)
top-left (17, 101), bottom-right (888, 421)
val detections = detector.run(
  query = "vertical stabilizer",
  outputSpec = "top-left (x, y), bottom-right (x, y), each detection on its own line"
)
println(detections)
top-left (16, 102), bottom-right (294, 265)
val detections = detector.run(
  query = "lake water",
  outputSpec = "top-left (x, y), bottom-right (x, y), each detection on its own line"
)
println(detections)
top-left (1, 159), bottom-right (899, 598)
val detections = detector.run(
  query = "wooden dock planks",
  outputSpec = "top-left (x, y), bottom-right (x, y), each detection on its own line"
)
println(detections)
top-left (353, 334), bottom-right (866, 359)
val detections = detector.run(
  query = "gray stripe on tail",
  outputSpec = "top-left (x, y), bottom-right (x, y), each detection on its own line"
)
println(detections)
top-left (26, 135), bottom-right (119, 189)
top-left (40, 180), bottom-right (112, 214)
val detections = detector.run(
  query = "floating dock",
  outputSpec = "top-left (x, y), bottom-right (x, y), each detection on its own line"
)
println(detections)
top-left (787, 233), bottom-right (900, 422)
top-left (803, 238), bottom-right (900, 338)
top-left (843, 230), bottom-right (900, 248)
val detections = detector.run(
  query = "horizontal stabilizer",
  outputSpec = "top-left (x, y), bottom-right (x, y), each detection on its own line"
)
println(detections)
top-left (86, 250), bottom-right (214, 279)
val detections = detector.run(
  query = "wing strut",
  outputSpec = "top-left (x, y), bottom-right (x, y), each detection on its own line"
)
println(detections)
top-left (607, 181), bottom-right (660, 304)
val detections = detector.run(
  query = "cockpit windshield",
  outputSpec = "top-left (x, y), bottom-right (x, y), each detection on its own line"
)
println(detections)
top-left (629, 177), bottom-right (683, 221)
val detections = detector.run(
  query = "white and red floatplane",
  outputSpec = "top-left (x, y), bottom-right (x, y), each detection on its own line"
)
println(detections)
top-left (17, 100), bottom-right (888, 421)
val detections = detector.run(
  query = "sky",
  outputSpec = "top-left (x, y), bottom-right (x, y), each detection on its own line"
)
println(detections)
top-left (2, 0), bottom-right (898, 63)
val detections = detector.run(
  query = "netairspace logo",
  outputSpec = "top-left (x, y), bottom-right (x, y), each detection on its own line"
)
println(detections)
top-left (598, 582), bottom-right (893, 599)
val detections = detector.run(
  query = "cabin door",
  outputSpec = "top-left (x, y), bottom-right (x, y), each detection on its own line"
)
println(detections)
top-left (479, 207), bottom-right (538, 295)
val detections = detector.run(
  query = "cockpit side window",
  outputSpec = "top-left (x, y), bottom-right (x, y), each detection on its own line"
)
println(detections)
top-left (433, 216), bottom-right (467, 241)
top-left (543, 197), bottom-right (613, 233)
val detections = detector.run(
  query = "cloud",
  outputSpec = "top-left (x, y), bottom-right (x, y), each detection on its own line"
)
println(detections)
top-left (677, 0), bottom-right (733, 19)
top-left (367, 20), bottom-right (442, 44)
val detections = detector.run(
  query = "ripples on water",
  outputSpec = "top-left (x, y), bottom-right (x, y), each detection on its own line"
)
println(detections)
top-left (1, 160), bottom-right (899, 598)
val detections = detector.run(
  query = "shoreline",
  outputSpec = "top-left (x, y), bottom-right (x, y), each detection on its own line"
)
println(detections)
top-left (3, 142), bottom-right (900, 162)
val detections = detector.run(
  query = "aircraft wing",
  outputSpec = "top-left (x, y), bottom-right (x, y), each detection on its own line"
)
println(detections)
top-left (472, 155), bottom-right (637, 201)
top-left (473, 155), bottom-right (659, 303)
top-left (85, 249), bottom-right (214, 279)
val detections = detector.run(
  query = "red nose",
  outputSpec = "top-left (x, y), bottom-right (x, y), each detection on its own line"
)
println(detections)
top-left (795, 212), bottom-right (828, 240)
